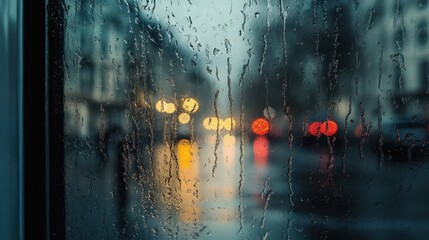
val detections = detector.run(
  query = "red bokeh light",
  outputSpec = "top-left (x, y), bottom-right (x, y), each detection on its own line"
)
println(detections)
top-left (354, 124), bottom-right (363, 138)
top-left (320, 120), bottom-right (338, 136)
top-left (308, 122), bottom-right (321, 136)
top-left (251, 118), bottom-right (270, 135)
top-left (253, 136), bottom-right (269, 166)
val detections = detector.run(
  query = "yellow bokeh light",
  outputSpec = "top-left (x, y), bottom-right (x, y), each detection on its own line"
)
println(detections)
top-left (182, 98), bottom-right (199, 113)
top-left (177, 139), bottom-right (192, 169)
top-left (222, 134), bottom-right (236, 166)
top-left (223, 117), bottom-right (236, 131)
top-left (223, 134), bottom-right (236, 145)
top-left (218, 119), bottom-right (225, 130)
top-left (203, 117), bottom-right (223, 130)
top-left (176, 139), bottom-right (200, 222)
top-left (178, 113), bottom-right (191, 124)
top-left (164, 103), bottom-right (176, 114)
top-left (137, 92), bottom-right (149, 108)
top-left (156, 100), bottom-right (176, 114)
top-left (156, 100), bottom-right (168, 112)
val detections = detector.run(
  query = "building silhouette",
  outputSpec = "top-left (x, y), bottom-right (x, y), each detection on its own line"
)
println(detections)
top-left (358, 0), bottom-right (429, 124)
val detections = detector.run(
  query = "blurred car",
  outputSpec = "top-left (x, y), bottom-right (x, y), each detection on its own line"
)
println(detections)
top-left (377, 121), bottom-right (429, 161)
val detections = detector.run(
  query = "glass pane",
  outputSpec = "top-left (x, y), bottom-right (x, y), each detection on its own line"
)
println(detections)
top-left (0, 0), bottom-right (22, 239)
top-left (52, 0), bottom-right (429, 239)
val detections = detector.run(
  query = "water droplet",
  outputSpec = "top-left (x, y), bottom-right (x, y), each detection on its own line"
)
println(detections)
top-left (212, 48), bottom-right (221, 56)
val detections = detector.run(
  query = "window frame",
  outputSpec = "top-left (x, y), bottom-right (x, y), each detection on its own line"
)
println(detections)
top-left (23, 0), bottom-right (65, 238)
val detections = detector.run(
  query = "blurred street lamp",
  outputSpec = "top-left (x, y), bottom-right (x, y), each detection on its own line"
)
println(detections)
top-left (320, 120), bottom-right (338, 136)
top-left (178, 112), bottom-right (191, 124)
top-left (156, 100), bottom-right (176, 114)
top-left (223, 117), bottom-right (236, 131)
top-left (308, 122), bottom-right (321, 136)
top-left (182, 97), bottom-right (199, 113)
top-left (203, 117), bottom-right (222, 130)
top-left (251, 118), bottom-right (270, 136)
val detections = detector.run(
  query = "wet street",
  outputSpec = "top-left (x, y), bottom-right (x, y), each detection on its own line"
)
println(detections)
top-left (65, 132), bottom-right (429, 239)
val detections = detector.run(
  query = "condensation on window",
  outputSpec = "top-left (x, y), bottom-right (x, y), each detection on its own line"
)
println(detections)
top-left (58, 0), bottom-right (429, 239)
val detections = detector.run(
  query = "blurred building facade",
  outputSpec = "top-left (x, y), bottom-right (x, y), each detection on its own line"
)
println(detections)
top-left (358, 0), bottom-right (429, 124)
top-left (63, 0), bottom-right (131, 137)
top-left (63, 0), bottom-right (213, 140)
top-left (62, 1), bottom-right (214, 237)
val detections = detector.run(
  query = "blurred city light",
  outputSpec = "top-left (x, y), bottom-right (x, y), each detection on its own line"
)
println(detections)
top-left (164, 103), bottom-right (176, 114)
top-left (308, 122), bottom-right (321, 136)
top-left (320, 120), bottom-right (338, 136)
top-left (263, 106), bottom-right (277, 120)
top-left (253, 136), bottom-right (269, 166)
top-left (177, 139), bottom-right (193, 169)
top-left (155, 100), bottom-right (167, 112)
top-left (176, 139), bottom-right (200, 222)
top-left (251, 118), bottom-right (270, 136)
top-left (223, 117), bottom-right (236, 131)
top-left (222, 134), bottom-right (236, 146)
top-left (182, 97), bottom-right (199, 113)
top-left (178, 113), bottom-right (191, 124)
top-left (155, 100), bottom-right (176, 114)
top-left (354, 124), bottom-right (363, 138)
top-left (203, 117), bottom-right (222, 130)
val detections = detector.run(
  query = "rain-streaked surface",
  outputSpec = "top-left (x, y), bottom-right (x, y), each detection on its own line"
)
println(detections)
top-left (57, 0), bottom-right (429, 239)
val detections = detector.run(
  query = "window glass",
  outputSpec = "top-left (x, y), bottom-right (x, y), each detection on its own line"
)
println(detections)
top-left (55, 0), bottom-right (429, 238)
top-left (0, 0), bottom-right (21, 239)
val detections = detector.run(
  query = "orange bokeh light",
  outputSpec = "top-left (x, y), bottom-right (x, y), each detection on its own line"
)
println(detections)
top-left (251, 118), bottom-right (270, 135)
top-left (320, 120), bottom-right (338, 136)
top-left (308, 122), bottom-right (321, 136)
